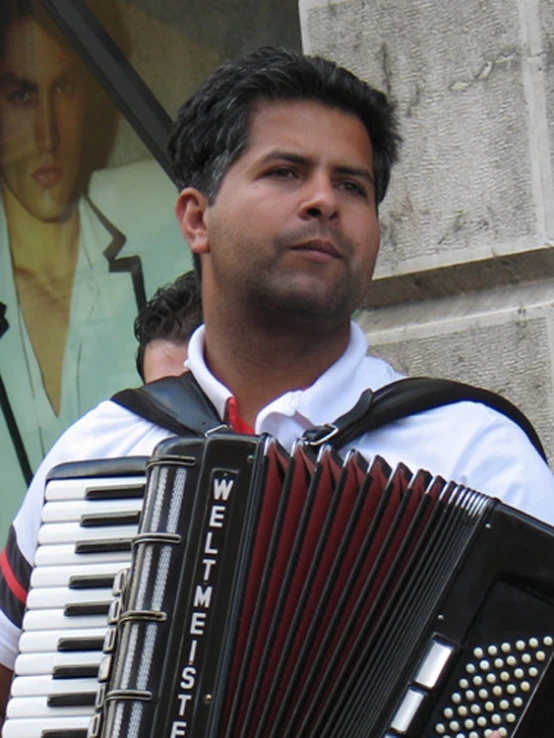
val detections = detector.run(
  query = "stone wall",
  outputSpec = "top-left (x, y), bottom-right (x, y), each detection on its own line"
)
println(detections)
top-left (300, 0), bottom-right (554, 463)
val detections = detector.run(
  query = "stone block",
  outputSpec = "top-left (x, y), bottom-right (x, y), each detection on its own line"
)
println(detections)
top-left (358, 281), bottom-right (554, 463)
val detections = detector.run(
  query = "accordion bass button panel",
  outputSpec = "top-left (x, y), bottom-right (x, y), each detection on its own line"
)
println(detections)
top-left (427, 634), bottom-right (554, 738)
top-left (3, 459), bottom-right (148, 738)
top-left (381, 633), bottom-right (554, 737)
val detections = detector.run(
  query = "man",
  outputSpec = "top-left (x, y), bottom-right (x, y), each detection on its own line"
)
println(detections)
top-left (0, 47), bottom-right (551, 733)
top-left (0, 0), bottom-right (189, 528)
top-left (135, 270), bottom-right (202, 383)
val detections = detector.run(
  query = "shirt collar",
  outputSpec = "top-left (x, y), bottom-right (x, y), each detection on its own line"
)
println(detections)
top-left (186, 325), bottom-right (229, 420)
top-left (185, 322), bottom-right (369, 430)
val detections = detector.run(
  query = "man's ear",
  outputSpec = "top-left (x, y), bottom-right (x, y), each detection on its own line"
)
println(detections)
top-left (175, 188), bottom-right (211, 255)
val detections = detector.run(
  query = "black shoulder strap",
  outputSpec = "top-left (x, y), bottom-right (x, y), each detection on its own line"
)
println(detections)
top-left (111, 371), bottom-right (226, 437)
top-left (302, 377), bottom-right (547, 461)
top-left (112, 373), bottom-right (547, 462)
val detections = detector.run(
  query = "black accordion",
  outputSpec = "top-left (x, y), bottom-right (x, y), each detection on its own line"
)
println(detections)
top-left (90, 433), bottom-right (554, 738)
top-left (6, 433), bottom-right (554, 738)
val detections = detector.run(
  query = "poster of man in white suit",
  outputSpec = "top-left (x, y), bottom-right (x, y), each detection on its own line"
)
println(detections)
top-left (0, 0), bottom-right (191, 544)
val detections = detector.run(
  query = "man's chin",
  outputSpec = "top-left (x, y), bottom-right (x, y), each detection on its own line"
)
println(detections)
top-left (255, 287), bottom-right (355, 329)
top-left (24, 195), bottom-right (78, 224)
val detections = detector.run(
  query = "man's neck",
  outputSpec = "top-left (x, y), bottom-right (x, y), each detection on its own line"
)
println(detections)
top-left (203, 315), bottom-right (351, 427)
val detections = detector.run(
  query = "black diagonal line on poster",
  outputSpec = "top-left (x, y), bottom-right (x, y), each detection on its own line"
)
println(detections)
top-left (0, 376), bottom-right (33, 486)
top-left (39, 0), bottom-right (176, 184)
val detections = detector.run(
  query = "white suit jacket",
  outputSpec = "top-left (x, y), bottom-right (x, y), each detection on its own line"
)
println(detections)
top-left (0, 159), bottom-right (191, 543)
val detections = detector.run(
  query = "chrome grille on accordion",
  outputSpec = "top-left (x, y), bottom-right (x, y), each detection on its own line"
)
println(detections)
top-left (5, 434), bottom-right (554, 738)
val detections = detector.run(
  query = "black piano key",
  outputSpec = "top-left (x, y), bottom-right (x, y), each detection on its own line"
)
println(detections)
top-left (57, 636), bottom-right (105, 651)
top-left (64, 602), bottom-right (111, 617)
top-left (75, 539), bottom-right (132, 554)
top-left (69, 574), bottom-right (115, 589)
top-left (53, 665), bottom-right (99, 679)
top-left (85, 484), bottom-right (144, 500)
top-left (79, 511), bottom-right (141, 527)
top-left (48, 692), bottom-right (97, 708)
top-left (41, 731), bottom-right (88, 738)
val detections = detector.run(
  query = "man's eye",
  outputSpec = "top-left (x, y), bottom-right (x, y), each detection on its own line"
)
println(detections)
top-left (9, 88), bottom-right (33, 104)
top-left (270, 167), bottom-right (297, 179)
top-left (338, 180), bottom-right (366, 196)
top-left (56, 79), bottom-right (76, 95)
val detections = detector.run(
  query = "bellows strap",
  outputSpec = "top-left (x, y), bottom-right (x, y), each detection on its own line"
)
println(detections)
top-left (302, 377), bottom-right (547, 460)
top-left (112, 371), bottom-right (226, 437)
top-left (112, 374), bottom-right (547, 461)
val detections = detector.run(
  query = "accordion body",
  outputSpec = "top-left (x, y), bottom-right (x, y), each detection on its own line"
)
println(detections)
top-left (5, 433), bottom-right (554, 738)
top-left (87, 433), bottom-right (554, 738)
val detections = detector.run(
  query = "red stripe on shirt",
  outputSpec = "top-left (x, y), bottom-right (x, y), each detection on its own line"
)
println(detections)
top-left (226, 397), bottom-right (255, 435)
top-left (0, 548), bottom-right (27, 606)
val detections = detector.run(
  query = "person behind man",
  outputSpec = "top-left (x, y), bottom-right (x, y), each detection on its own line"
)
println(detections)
top-left (0, 47), bottom-right (551, 733)
top-left (135, 270), bottom-right (202, 383)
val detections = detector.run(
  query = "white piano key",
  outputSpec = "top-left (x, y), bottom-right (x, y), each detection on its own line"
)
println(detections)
top-left (2, 715), bottom-right (92, 738)
top-left (19, 627), bottom-right (108, 653)
top-left (31, 561), bottom-right (128, 588)
top-left (38, 521), bottom-right (137, 545)
top-left (7, 695), bottom-right (95, 718)
top-left (27, 586), bottom-right (113, 610)
top-left (10, 674), bottom-right (99, 697)
top-left (41, 497), bottom-right (143, 523)
top-left (15, 650), bottom-right (103, 676)
top-left (45, 476), bottom-right (145, 501)
top-left (23, 609), bottom-right (108, 632)
top-left (34, 544), bottom-right (133, 567)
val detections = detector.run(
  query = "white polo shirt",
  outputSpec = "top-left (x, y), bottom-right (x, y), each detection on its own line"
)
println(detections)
top-left (1, 321), bottom-right (553, 668)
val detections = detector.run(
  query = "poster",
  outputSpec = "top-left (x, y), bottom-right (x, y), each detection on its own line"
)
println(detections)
top-left (0, 0), bottom-right (191, 543)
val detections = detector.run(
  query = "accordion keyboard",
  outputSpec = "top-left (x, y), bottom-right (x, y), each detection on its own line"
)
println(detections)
top-left (3, 458), bottom-right (147, 738)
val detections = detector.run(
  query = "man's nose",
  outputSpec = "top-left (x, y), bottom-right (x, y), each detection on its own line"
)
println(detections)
top-left (299, 174), bottom-right (339, 220)
top-left (35, 95), bottom-right (60, 153)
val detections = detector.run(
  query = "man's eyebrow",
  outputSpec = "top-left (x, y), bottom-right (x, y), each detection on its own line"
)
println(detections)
top-left (0, 72), bottom-right (37, 91)
top-left (258, 151), bottom-right (310, 166)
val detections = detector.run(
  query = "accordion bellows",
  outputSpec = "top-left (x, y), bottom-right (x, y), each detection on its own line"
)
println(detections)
top-left (88, 433), bottom-right (554, 738)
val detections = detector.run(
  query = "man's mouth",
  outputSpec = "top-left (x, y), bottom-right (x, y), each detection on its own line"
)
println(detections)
top-left (32, 165), bottom-right (64, 188)
top-left (290, 239), bottom-right (341, 260)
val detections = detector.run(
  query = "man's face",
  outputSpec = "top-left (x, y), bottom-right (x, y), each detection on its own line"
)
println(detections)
top-left (142, 339), bottom-right (189, 383)
top-left (197, 100), bottom-right (380, 330)
top-left (0, 17), bottom-right (86, 222)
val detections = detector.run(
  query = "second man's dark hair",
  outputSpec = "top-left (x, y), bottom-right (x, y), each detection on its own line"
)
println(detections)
top-left (168, 46), bottom-right (401, 207)
top-left (134, 270), bottom-right (203, 381)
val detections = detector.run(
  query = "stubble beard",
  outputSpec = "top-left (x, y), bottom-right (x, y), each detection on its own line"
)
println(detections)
top-left (209, 221), bottom-right (373, 336)
top-left (242, 258), bottom-right (371, 338)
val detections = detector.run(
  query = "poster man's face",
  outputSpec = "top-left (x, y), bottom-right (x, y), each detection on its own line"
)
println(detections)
top-left (0, 17), bottom-right (86, 222)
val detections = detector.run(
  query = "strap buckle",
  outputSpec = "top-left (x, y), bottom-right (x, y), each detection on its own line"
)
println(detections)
top-left (205, 423), bottom-right (232, 436)
top-left (302, 424), bottom-right (339, 448)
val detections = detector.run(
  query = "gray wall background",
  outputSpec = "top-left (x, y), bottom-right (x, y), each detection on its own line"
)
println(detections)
top-left (300, 0), bottom-right (554, 464)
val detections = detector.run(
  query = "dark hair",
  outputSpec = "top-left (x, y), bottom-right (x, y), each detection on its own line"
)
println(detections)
top-left (134, 270), bottom-right (203, 381)
top-left (169, 46), bottom-right (401, 207)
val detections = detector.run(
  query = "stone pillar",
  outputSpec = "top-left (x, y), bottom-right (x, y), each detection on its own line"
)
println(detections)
top-left (300, 0), bottom-right (554, 462)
